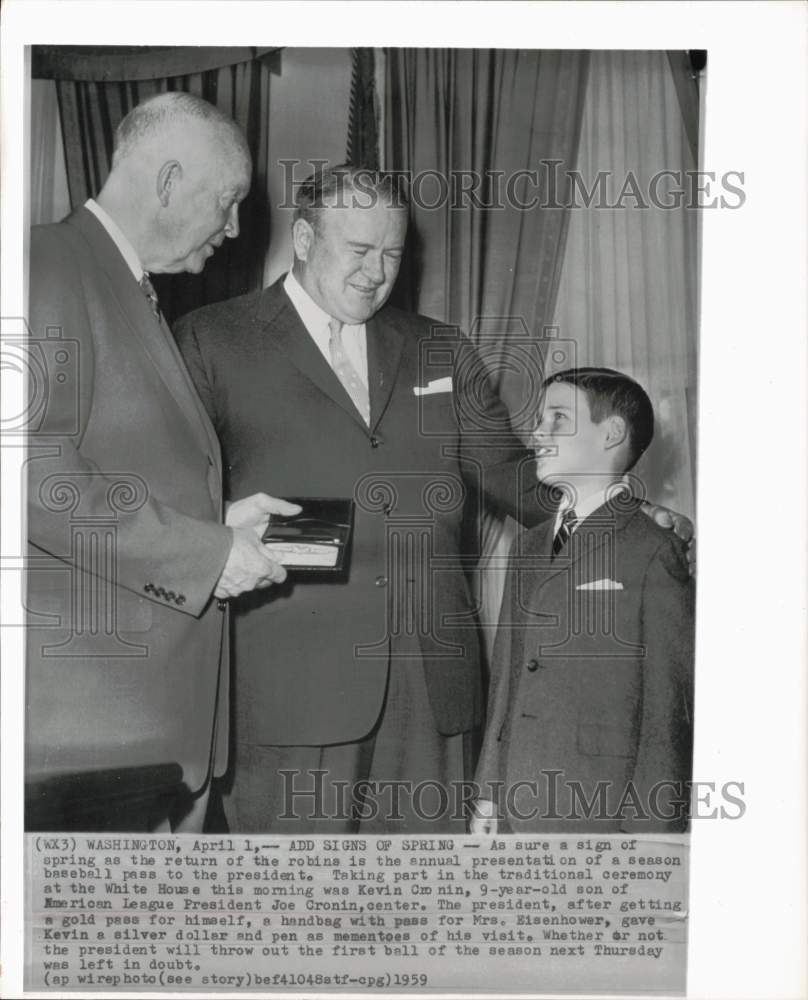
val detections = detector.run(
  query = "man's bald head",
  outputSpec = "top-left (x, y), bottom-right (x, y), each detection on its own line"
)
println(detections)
top-left (111, 92), bottom-right (249, 171)
top-left (98, 93), bottom-right (252, 274)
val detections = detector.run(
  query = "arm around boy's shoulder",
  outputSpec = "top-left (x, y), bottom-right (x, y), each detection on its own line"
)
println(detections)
top-left (637, 522), bottom-right (695, 687)
top-left (651, 529), bottom-right (692, 585)
top-left (625, 526), bottom-right (695, 832)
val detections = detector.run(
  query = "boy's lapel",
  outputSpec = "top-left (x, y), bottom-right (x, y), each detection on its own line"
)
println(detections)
top-left (539, 497), bottom-right (643, 590)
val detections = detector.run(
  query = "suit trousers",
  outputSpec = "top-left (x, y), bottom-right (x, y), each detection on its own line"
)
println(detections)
top-left (223, 638), bottom-right (476, 834)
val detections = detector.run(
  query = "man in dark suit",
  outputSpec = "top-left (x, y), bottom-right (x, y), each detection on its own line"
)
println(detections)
top-left (176, 165), bottom-right (693, 833)
top-left (176, 166), bottom-right (529, 832)
top-left (472, 369), bottom-right (694, 833)
top-left (26, 92), bottom-right (296, 833)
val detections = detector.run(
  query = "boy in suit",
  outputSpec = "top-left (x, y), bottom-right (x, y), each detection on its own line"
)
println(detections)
top-left (472, 368), bottom-right (694, 833)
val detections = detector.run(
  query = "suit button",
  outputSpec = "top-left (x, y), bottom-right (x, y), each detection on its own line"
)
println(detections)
top-left (526, 658), bottom-right (540, 672)
top-left (375, 576), bottom-right (388, 587)
top-left (370, 436), bottom-right (380, 448)
top-left (217, 599), bottom-right (228, 611)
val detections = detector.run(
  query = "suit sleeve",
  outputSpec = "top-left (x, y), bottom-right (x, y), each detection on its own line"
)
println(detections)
top-left (625, 535), bottom-right (695, 832)
top-left (453, 334), bottom-right (556, 529)
top-left (26, 225), bottom-right (232, 617)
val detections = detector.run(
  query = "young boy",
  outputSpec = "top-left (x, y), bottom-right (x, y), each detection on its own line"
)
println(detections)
top-left (472, 368), bottom-right (694, 833)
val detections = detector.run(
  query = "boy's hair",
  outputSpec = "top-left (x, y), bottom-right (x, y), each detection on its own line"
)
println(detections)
top-left (545, 367), bottom-right (655, 471)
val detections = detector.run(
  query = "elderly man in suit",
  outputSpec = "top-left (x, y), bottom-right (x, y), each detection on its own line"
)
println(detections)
top-left (176, 165), bottom-right (692, 833)
top-left (26, 92), bottom-right (296, 833)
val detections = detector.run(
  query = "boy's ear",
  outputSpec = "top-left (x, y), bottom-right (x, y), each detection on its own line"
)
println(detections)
top-left (603, 414), bottom-right (628, 451)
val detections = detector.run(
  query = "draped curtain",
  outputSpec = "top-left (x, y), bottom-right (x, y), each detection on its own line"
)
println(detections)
top-left (347, 48), bottom-right (381, 169)
top-left (382, 49), bottom-right (590, 655)
top-left (32, 46), bottom-right (279, 323)
top-left (553, 51), bottom-right (699, 521)
top-left (30, 80), bottom-right (71, 226)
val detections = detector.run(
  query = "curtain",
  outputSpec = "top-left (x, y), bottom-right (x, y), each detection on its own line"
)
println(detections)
top-left (553, 51), bottom-right (699, 521)
top-left (385, 50), bottom-right (588, 348)
top-left (32, 45), bottom-right (276, 83)
top-left (35, 47), bottom-right (278, 323)
top-left (383, 49), bottom-right (590, 658)
top-left (30, 80), bottom-right (71, 226)
top-left (667, 50), bottom-right (703, 167)
top-left (347, 48), bottom-right (381, 168)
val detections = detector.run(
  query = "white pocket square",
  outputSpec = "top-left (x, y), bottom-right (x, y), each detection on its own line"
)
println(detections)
top-left (576, 579), bottom-right (624, 591)
top-left (413, 377), bottom-right (453, 396)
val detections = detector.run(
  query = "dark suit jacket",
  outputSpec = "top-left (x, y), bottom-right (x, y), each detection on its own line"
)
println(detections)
top-left (475, 498), bottom-right (694, 832)
top-left (175, 278), bottom-right (543, 747)
top-left (26, 208), bottom-right (232, 816)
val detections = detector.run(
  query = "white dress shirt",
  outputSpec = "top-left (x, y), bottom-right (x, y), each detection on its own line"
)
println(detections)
top-left (283, 271), bottom-right (369, 389)
top-left (84, 198), bottom-right (144, 282)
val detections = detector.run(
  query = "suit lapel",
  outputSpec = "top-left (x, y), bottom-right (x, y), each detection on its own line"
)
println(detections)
top-left (515, 519), bottom-right (556, 607)
top-left (68, 208), bottom-right (219, 464)
top-left (156, 311), bottom-right (223, 484)
top-left (538, 498), bottom-right (643, 590)
top-left (257, 280), bottom-right (377, 431)
top-left (366, 311), bottom-right (404, 431)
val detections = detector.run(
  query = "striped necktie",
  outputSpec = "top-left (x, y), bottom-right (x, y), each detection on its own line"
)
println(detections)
top-left (328, 318), bottom-right (370, 425)
top-left (552, 507), bottom-right (578, 558)
top-left (139, 272), bottom-right (161, 320)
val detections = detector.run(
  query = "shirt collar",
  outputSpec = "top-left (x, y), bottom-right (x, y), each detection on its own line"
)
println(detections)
top-left (84, 198), bottom-right (144, 282)
top-left (558, 481), bottom-right (629, 524)
top-left (283, 269), bottom-right (334, 338)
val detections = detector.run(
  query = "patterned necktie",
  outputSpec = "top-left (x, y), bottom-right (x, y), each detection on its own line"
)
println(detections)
top-left (328, 318), bottom-right (370, 425)
top-left (552, 507), bottom-right (578, 558)
top-left (139, 272), bottom-right (161, 320)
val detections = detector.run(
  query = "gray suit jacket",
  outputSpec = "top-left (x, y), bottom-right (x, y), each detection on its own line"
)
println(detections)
top-left (26, 207), bottom-right (232, 814)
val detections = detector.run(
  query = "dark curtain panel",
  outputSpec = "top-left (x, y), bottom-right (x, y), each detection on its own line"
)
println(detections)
top-left (384, 49), bottom-right (589, 435)
top-left (347, 48), bottom-right (380, 168)
top-left (36, 46), bottom-right (279, 323)
top-left (383, 49), bottom-right (590, 653)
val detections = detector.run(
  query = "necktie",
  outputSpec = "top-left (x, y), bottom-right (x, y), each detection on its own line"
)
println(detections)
top-left (552, 508), bottom-right (578, 558)
top-left (328, 318), bottom-right (370, 425)
top-left (139, 272), bottom-right (161, 320)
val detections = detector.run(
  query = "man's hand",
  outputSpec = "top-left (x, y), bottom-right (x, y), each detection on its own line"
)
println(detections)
top-left (469, 799), bottom-right (499, 835)
top-left (214, 494), bottom-right (303, 599)
top-left (642, 501), bottom-right (696, 574)
top-left (214, 527), bottom-right (288, 599)
top-left (226, 493), bottom-right (302, 538)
